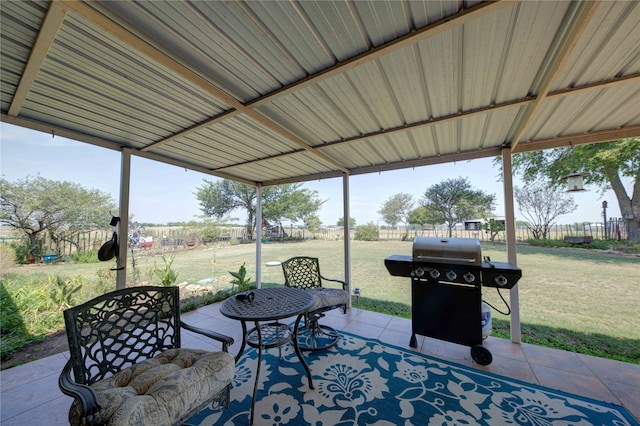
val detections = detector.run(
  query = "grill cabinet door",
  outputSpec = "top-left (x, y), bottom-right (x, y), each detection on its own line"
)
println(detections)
top-left (411, 279), bottom-right (482, 347)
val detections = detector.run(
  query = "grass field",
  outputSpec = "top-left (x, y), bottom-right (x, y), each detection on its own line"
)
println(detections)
top-left (2, 239), bottom-right (639, 362)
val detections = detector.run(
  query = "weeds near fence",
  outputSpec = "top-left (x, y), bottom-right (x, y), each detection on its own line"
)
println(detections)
top-left (154, 255), bottom-right (179, 286)
top-left (71, 249), bottom-right (100, 263)
top-left (0, 267), bottom-right (247, 361)
top-left (526, 238), bottom-right (608, 249)
top-left (48, 275), bottom-right (83, 310)
top-left (179, 285), bottom-right (255, 313)
top-left (526, 237), bottom-right (639, 254)
top-left (229, 262), bottom-right (251, 292)
top-left (0, 273), bottom-right (111, 360)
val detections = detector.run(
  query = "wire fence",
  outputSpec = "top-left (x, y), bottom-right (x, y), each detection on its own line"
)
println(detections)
top-left (313, 217), bottom-right (628, 242)
top-left (0, 218), bottom-right (629, 261)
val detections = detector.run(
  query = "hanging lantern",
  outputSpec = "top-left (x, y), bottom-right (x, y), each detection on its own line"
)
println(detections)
top-left (562, 171), bottom-right (588, 192)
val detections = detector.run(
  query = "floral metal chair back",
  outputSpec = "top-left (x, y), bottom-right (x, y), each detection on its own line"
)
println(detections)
top-left (64, 286), bottom-right (180, 385)
top-left (281, 256), bottom-right (349, 351)
top-left (281, 256), bottom-right (323, 290)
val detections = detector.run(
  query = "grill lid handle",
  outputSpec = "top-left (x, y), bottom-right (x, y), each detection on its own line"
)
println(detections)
top-left (415, 255), bottom-right (477, 264)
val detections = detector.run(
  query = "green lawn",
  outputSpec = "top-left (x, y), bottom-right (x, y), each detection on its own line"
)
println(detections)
top-left (2, 240), bottom-right (639, 363)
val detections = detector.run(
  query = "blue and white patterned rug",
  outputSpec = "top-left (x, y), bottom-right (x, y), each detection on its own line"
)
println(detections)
top-left (189, 332), bottom-right (638, 425)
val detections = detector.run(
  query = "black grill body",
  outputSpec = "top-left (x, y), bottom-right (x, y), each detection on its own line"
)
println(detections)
top-left (412, 279), bottom-right (481, 348)
top-left (384, 238), bottom-right (522, 365)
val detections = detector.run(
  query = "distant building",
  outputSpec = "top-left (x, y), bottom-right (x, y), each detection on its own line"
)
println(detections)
top-left (464, 217), bottom-right (505, 231)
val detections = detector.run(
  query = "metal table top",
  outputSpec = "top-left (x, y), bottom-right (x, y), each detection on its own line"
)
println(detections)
top-left (220, 287), bottom-right (315, 322)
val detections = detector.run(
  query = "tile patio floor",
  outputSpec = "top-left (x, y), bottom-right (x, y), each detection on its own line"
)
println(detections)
top-left (1, 302), bottom-right (639, 424)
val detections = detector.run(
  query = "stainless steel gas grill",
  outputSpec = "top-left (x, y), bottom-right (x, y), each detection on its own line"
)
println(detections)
top-left (384, 237), bottom-right (522, 365)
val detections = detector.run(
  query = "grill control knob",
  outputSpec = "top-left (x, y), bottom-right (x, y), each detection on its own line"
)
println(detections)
top-left (430, 269), bottom-right (441, 279)
top-left (446, 270), bottom-right (457, 281)
top-left (413, 267), bottom-right (425, 277)
top-left (463, 272), bottom-right (476, 283)
top-left (494, 275), bottom-right (508, 287)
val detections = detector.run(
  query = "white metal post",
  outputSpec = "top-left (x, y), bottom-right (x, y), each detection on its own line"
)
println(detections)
top-left (255, 184), bottom-right (262, 289)
top-left (343, 174), bottom-right (352, 308)
top-left (501, 147), bottom-right (520, 343)
top-left (116, 148), bottom-right (131, 290)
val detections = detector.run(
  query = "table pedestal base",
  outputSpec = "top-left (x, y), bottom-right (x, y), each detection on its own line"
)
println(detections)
top-left (239, 315), bottom-right (314, 424)
top-left (220, 288), bottom-right (316, 425)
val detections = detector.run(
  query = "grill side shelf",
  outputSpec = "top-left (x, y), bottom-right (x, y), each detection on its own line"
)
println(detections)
top-left (384, 255), bottom-right (414, 277)
top-left (384, 255), bottom-right (522, 289)
top-left (481, 261), bottom-right (522, 289)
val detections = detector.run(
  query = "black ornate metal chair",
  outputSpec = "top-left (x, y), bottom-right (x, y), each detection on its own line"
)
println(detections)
top-left (281, 256), bottom-right (349, 351)
top-left (58, 286), bottom-right (235, 426)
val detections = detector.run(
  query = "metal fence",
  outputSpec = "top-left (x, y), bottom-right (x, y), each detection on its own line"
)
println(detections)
top-left (1, 218), bottom-right (628, 260)
top-left (312, 218), bottom-right (628, 242)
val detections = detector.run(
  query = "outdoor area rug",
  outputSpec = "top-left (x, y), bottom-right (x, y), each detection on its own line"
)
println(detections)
top-left (188, 331), bottom-right (638, 425)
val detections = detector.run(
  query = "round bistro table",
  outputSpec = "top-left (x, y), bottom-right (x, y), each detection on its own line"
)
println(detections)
top-left (220, 287), bottom-right (315, 424)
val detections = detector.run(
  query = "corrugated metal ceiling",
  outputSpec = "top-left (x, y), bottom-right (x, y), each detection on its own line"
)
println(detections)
top-left (2, 0), bottom-right (639, 186)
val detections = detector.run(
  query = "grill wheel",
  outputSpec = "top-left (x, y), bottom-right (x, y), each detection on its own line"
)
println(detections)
top-left (471, 344), bottom-right (493, 365)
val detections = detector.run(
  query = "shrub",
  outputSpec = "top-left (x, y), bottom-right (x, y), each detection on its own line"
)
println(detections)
top-left (609, 241), bottom-right (640, 254)
top-left (48, 275), bottom-right (83, 309)
top-left (229, 263), bottom-right (251, 291)
top-left (9, 239), bottom-right (30, 264)
top-left (154, 255), bottom-right (179, 286)
top-left (71, 249), bottom-right (100, 263)
top-left (0, 244), bottom-right (16, 270)
top-left (527, 238), bottom-right (612, 250)
top-left (0, 281), bottom-right (26, 337)
top-left (585, 239), bottom-right (611, 250)
top-left (0, 274), bottom-right (63, 359)
top-left (96, 268), bottom-right (116, 291)
top-left (355, 222), bottom-right (379, 241)
top-left (527, 238), bottom-right (568, 248)
top-left (0, 271), bottom-right (114, 359)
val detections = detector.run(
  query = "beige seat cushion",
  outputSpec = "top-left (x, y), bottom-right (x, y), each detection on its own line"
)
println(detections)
top-left (69, 348), bottom-right (234, 426)
top-left (307, 287), bottom-right (349, 312)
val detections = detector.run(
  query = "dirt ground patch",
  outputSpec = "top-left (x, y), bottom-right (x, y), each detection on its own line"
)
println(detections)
top-left (1, 332), bottom-right (68, 370)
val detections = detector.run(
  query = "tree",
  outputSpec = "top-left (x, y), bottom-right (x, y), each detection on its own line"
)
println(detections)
top-left (183, 216), bottom-right (227, 243)
top-left (0, 176), bottom-right (116, 258)
top-left (378, 193), bottom-right (414, 238)
top-left (304, 215), bottom-right (322, 232)
top-left (262, 185), bottom-right (324, 231)
top-left (354, 222), bottom-right (379, 241)
top-left (408, 206), bottom-right (439, 227)
top-left (337, 217), bottom-right (356, 227)
top-left (509, 138), bottom-right (640, 240)
top-left (195, 180), bottom-right (323, 240)
top-left (515, 184), bottom-right (576, 239)
top-left (481, 218), bottom-right (505, 242)
top-left (421, 177), bottom-right (496, 237)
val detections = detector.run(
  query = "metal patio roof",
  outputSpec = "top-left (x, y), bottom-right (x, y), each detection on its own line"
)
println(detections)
top-left (2, 0), bottom-right (640, 187)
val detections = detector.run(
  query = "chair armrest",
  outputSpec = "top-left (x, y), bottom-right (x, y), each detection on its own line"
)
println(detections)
top-left (181, 322), bottom-right (235, 352)
top-left (58, 359), bottom-right (103, 425)
top-left (320, 275), bottom-right (349, 291)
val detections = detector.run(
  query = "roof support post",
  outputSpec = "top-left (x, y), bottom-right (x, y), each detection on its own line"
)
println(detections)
top-left (116, 148), bottom-right (132, 290)
top-left (501, 147), bottom-right (520, 343)
top-left (342, 174), bottom-right (352, 308)
top-left (255, 184), bottom-right (263, 289)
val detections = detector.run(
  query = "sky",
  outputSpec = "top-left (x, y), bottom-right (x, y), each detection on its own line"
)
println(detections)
top-left (0, 122), bottom-right (627, 227)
